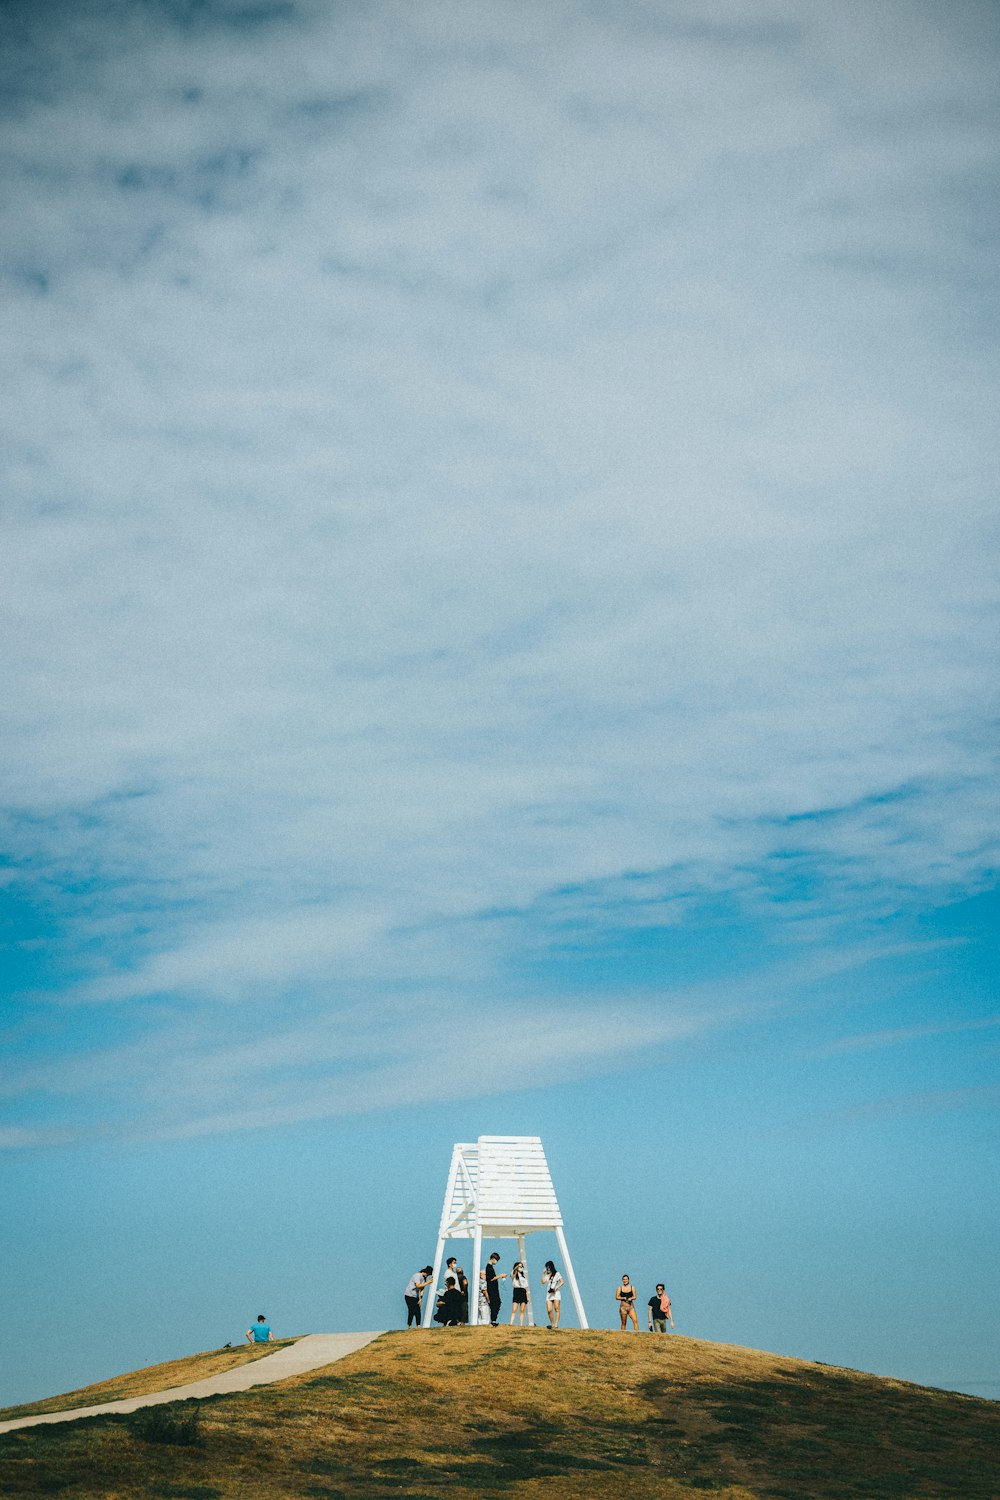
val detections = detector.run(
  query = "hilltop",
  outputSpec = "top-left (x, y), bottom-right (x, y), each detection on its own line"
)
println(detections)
top-left (1, 1328), bottom-right (997, 1499)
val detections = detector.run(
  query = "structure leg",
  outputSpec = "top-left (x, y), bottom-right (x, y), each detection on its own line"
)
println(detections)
top-left (469, 1226), bottom-right (483, 1326)
top-left (422, 1237), bottom-right (447, 1329)
top-left (555, 1225), bottom-right (588, 1330)
top-left (517, 1232), bottom-right (533, 1326)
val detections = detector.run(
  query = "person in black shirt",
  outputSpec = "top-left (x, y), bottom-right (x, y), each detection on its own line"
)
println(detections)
top-left (454, 1265), bottom-right (469, 1324)
top-left (484, 1253), bottom-right (508, 1326)
top-left (647, 1283), bottom-right (674, 1333)
top-left (433, 1276), bottom-right (464, 1326)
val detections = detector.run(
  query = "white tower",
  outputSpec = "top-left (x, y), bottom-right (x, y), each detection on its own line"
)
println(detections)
top-left (422, 1134), bottom-right (588, 1328)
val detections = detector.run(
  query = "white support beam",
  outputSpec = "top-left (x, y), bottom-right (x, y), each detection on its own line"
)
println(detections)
top-left (555, 1225), bottom-right (588, 1330)
top-left (469, 1224), bottom-right (483, 1326)
top-left (517, 1231), bottom-right (534, 1327)
top-left (422, 1235), bottom-right (446, 1329)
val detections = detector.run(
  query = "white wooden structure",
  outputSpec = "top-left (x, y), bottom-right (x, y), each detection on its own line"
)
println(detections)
top-left (422, 1134), bottom-right (588, 1328)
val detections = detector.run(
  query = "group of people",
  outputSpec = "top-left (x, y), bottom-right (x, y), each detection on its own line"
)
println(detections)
top-left (404, 1256), bottom-right (567, 1328)
top-left (403, 1259), bottom-right (673, 1332)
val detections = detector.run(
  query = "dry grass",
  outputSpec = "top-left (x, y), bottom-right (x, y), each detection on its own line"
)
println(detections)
top-left (0, 1339), bottom-right (301, 1421)
top-left (1, 1328), bottom-right (997, 1499)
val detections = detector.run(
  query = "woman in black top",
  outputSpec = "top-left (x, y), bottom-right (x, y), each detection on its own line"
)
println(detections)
top-left (616, 1273), bottom-right (639, 1332)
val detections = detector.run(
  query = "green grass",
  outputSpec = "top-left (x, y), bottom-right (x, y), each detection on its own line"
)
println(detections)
top-left (1, 1330), bottom-right (996, 1499)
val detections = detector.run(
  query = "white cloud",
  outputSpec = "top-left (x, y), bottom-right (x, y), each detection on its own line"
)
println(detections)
top-left (1, 0), bottom-right (998, 1139)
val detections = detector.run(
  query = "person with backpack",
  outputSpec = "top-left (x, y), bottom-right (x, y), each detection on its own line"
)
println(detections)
top-left (541, 1261), bottom-right (564, 1328)
top-left (647, 1283), bottom-right (674, 1333)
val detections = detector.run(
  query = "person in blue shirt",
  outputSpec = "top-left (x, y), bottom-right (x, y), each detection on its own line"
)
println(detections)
top-left (246, 1314), bottom-right (274, 1343)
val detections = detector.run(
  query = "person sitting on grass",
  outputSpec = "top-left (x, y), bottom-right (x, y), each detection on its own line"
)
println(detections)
top-left (246, 1315), bottom-right (275, 1343)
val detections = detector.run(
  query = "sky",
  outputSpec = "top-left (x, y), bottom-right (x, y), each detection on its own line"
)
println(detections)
top-left (1, 0), bottom-right (998, 1409)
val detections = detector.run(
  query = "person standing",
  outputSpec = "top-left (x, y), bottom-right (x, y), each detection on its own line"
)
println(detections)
top-left (245, 1314), bottom-right (274, 1344)
top-left (616, 1274), bottom-right (639, 1332)
top-left (484, 1252), bottom-right (507, 1326)
top-left (509, 1261), bottom-right (529, 1325)
top-left (542, 1261), bottom-right (564, 1328)
top-left (647, 1283), bottom-right (674, 1333)
top-left (453, 1265), bottom-right (469, 1324)
top-left (404, 1266), bottom-right (434, 1328)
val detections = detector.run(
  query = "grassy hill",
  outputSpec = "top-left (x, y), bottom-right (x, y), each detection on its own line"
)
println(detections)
top-left (1, 1328), bottom-right (997, 1500)
top-left (0, 1341), bottom-right (301, 1422)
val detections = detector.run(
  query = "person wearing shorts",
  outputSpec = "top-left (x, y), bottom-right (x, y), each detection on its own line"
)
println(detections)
top-left (616, 1274), bottom-right (638, 1332)
top-left (510, 1261), bottom-right (529, 1325)
top-left (542, 1260), bottom-right (563, 1328)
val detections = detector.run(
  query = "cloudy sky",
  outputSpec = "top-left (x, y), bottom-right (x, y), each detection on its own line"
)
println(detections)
top-left (2, 0), bottom-right (998, 1407)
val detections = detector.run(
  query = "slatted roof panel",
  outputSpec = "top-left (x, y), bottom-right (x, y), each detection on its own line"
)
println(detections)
top-left (475, 1135), bottom-right (563, 1228)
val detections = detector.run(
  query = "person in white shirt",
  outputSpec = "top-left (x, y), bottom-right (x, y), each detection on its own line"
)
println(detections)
top-left (509, 1260), bottom-right (529, 1326)
top-left (542, 1260), bottom-right (564, 1328)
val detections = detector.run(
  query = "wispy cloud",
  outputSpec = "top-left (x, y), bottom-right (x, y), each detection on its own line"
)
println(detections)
top-left (1, 940), bottom-right (923, 1145)
top-left (792, 1086), bottom-right (1000, 1131)
top-left (809, 1014), bottom-right (1000, 1058)
top-left (2, 0), bottom-right (998, 1142)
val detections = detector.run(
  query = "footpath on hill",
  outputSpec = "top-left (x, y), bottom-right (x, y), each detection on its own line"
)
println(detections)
top-left (0, 1332), bottom-right (383, 1435)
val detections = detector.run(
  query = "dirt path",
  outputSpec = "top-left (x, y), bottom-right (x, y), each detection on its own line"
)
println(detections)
top-left (0, 1332), bottom-right (384, 1435)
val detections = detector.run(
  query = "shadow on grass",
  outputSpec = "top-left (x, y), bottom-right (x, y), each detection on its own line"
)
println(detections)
top-left (641, 1366), bottom-right (1000, 1500)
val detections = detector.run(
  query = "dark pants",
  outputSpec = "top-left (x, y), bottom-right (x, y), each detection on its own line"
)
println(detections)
top-left (405, 1295), bottom-right (421, 1327)
top-left (488, 1295), bottom-right (501, 1325)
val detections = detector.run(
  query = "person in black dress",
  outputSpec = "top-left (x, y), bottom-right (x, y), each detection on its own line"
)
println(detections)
top-left (453, 1265), bottom-right (469, 1324)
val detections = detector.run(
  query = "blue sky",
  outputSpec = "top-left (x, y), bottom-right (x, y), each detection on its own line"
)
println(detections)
top-left (1, 0), bottom-right (998, 1407)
